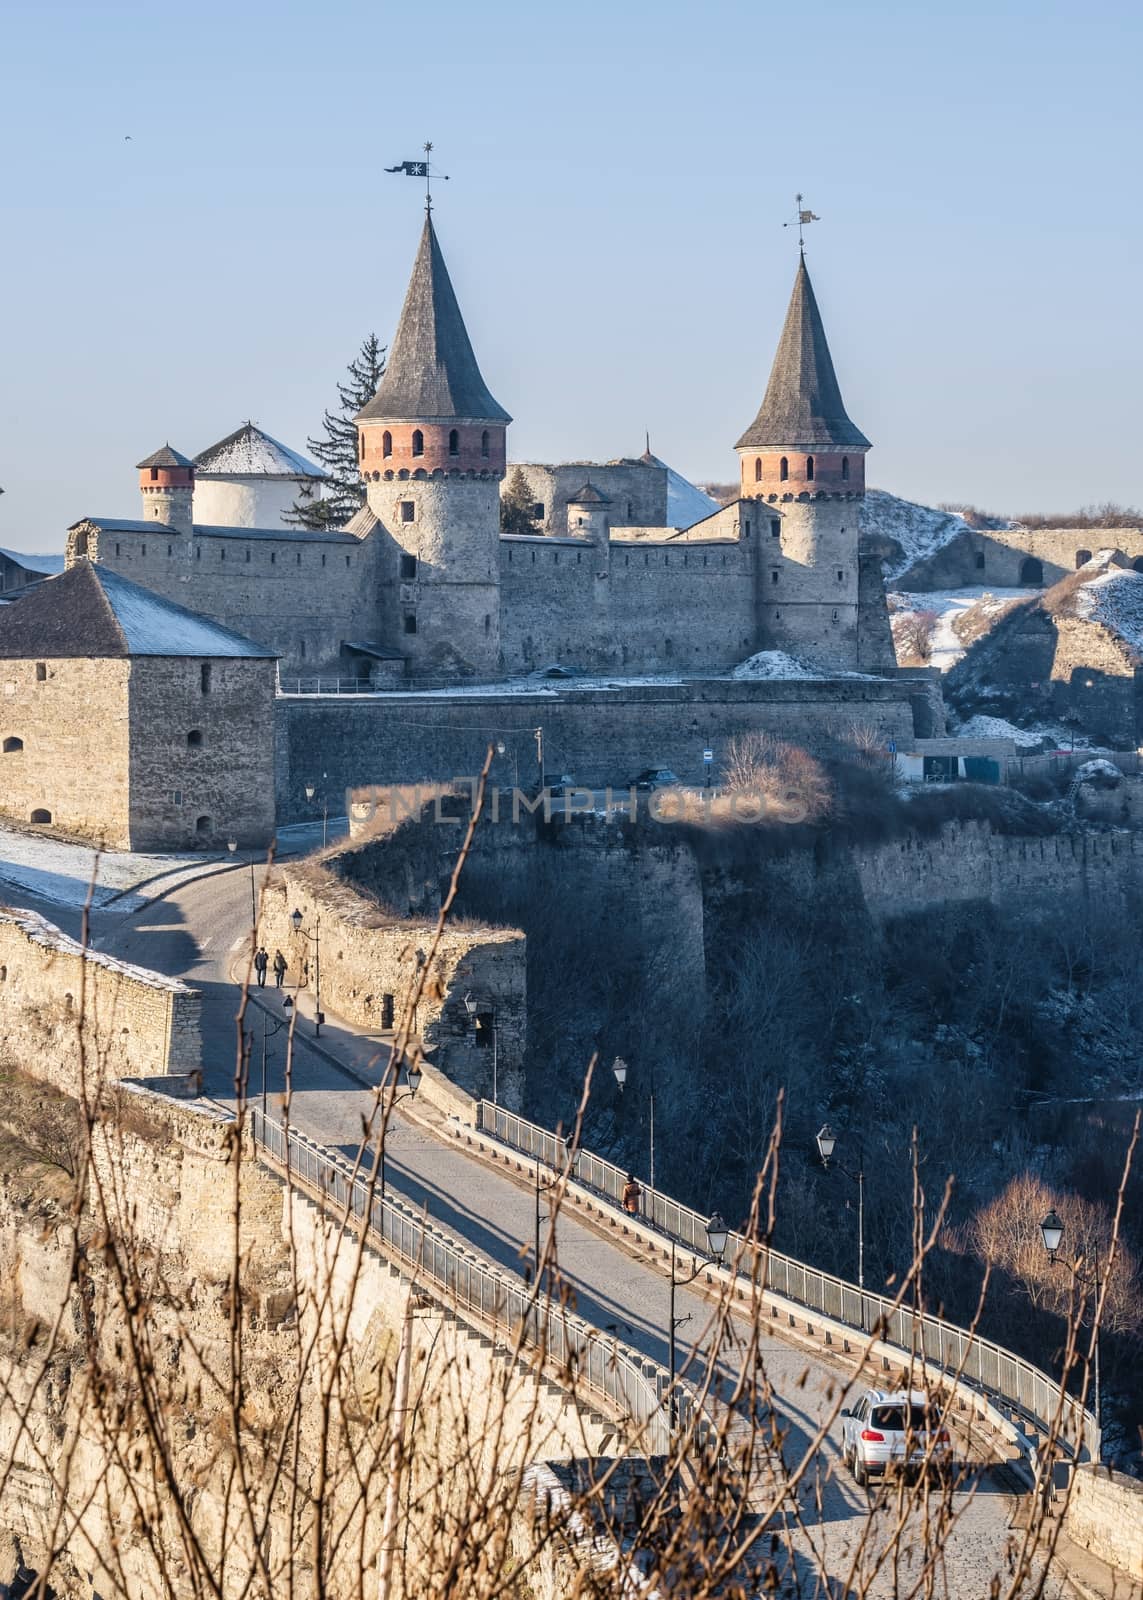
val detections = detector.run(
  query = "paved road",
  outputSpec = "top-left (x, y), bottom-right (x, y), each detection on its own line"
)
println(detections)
top-left (64, 862), bottom-right (1069, 1597)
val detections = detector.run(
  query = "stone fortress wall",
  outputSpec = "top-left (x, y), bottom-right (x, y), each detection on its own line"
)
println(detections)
top-left (898, 523), bottom-right (1143, 592)
top-left (1063, 1464), bottom-right (1143, 1582)
top-left (275, 677), bottom-right (919, 822)
top-left (68, 517), bottom-right (382, 678)
top-left (0, 906), bottom-right (201, 1094)
top-left (259, 864), bottom-right (526, 1109)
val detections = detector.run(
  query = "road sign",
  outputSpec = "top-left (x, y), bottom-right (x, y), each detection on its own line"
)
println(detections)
top-left (887, 740), bottom-right (897, 755)
top-left (703, 749), bottom-right (713, 762)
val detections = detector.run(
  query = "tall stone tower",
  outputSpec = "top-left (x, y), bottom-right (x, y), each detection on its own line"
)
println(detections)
top-left (737, 256), bottom-right (870, 668)
top-left (356, 215), bottom-right (510, 680)
top-left (137, 445), bottom-right (195, 537)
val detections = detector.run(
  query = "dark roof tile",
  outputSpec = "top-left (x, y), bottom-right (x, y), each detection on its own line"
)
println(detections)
top-left (736, 258), bottom-right (870, 452)
top-left (357, 216), bottom-right (510, 425)
top-left (136, 444), bottom-right (195, 470)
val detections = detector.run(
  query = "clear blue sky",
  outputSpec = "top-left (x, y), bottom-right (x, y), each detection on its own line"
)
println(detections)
top-left (1, 0), bottom-right (1139, 551)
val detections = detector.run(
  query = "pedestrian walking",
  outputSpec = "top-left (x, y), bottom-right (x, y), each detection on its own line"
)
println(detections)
top-left (254, 947), bottom-right (268, 987)
top-left (273, 949), bottom-right (287, 989)
top-left (622, 1173), bottom-right (641, 1216)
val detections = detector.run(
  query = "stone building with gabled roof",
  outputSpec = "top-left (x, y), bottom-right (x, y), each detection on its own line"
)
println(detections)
top-left (0, 561), bottom-right (276, 849)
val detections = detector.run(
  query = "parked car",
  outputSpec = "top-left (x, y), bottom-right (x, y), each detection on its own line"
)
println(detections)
top-left (840, 1389), bottom-right (952, 1486)
top-left (628, 768), bottom-right (682, 792)
top-left (541, 772), bottom-right (577, 797)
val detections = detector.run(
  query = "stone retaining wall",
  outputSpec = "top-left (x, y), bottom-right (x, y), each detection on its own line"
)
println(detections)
top-left (1064, 1464), bottom-right (1143, 1581)
top-left (258, 870), bottom-right (525, 1108)
top-left (0, 906), bottom-right (201, 1093)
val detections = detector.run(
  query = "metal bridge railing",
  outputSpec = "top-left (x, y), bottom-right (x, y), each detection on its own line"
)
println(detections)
top-left (248, 1109), bottom-right (673, 1454)
top-left (476, 1101), bottom-right (1100, 1463)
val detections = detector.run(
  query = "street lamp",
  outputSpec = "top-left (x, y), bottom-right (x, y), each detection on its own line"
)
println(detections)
top-left (613, 1056), bottom-right (655, 1191)
top-left (816, 1123), bottom-right (865, 1290)
top-left (464, 992), bottom-right (498, 1105)
top-left (227, 837), bottom-right (258, 928)
top-left (305, 781), bottom-right (329, 849)
top-left (1039, 1209), bottom-right (1102, 1443)
top-left (378, 1059), bottom-right (422, 1197)
top-left (255, 1009), bottom-right (292, 1117)
top-left (533, 1133), bottom-right (574, 1290)
top-left (290, 908), bottom-right (324, 1037)
top-left (668, 1213), bottom-right (728, 1435)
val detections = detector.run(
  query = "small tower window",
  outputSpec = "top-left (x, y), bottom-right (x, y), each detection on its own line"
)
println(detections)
top-left (1075, 549), bottom-right (1092, 569)
top-left (754, 457), bottom-right (762, 483)
top-left (400, 554), bottom-right (417, 579)
top-left (411, 429), bottom-right (424, 458)
top-left (400, 501), bottom-right (415, 523)
top-left (200, 663), bottom-right (212, 694)
top-left (975, 551), bottom-right (986, 569)
top-left (448, 429), bottom-right (460, 456)
top-left (533, 504), bottom-right (544, 520)
top-left (481, 430), bottom-right (490, 458)
top-left (150, 467), bottom-right (158, 481)
top-left (382, 431), bottom-right (392, 458)
top-left (806, 456), bottom-right (815, 481)
top-left (770, 518), bottom-right (781, 538)
top-left (841, 456), bottom-right (850, 481)
top-left (779, 457), bottom-right (789, 482)
top-left (3, 737), bottom-right (23, 753)
top-left (771, 570), bottom-right (779, 584)
top-left (187, 729), bottom-right (203, 748)
top-left (837, 569), bottom-right (844, 582)
top-left (403, 614), bottom-right (417, 634)
top-left (35, 663), bottom-right (47, 682)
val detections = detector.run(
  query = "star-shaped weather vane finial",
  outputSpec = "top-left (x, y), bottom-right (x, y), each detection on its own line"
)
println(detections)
top-left (783, 192), bottom-right (821, 253)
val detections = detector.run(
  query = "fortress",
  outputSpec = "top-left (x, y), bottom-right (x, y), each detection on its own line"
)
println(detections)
top-left (60, 215), bottom-right (896, 683)
top-left (0, 211), bottom-right (927, 846)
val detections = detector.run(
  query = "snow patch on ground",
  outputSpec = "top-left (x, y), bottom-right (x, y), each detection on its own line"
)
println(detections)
top-left (866, 490), bottom-right (1012, 583)
top-left (0, 827), bottom-right (211, 911)
top-left (730, 651), bottom-right (885, 682)
top-left (952, 713), bottom-right (1092, 751)
top-left (1075, 567), bottom-right (1143, 657)
top-left (889, 586), bottom-right (1036, 672)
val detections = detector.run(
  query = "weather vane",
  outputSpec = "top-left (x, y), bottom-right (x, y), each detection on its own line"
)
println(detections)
top-left (385, 141), bottom-right (451, 213)
top-left (783, 193), bottom-right (820, 252)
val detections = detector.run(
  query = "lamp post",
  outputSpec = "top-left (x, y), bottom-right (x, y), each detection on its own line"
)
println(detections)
top-left (668, 1213), bottom-right (728, 1436)
top-left (464, 992), bottom-right (498, 1105)
top-left (816, 1123), bottom-right (865, 1291)
top-left (613, 1056), bottom-right (654, 1191)
top-left (379, 1060), bottom-right (422, 1198)
top-left (305, 781), bottom-right (329, 849)
top-left (533, 1134), bottom-right (573, 1290)
top-left (258, 1009), bottom-right (291, 1117)
top-left (227, 837), bottom-right (258, 928)
top-left (290, 907), bottom-right (323, 1037)
top-left (1039, 1208), bottom-right (1103, 1446)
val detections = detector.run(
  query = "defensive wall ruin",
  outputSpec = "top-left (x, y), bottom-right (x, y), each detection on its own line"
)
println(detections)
top-left (275, 676), bottom-right (922, 823)
top-left (0, 907), bottom-right (201, 1094)
top-left (259, 863), bottom-right (526, 1109)
top-left (898, 524), bottom-right (1143, 592)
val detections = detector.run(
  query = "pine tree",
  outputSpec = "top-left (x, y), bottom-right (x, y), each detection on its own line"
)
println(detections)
top-left (285, 334), bottom-right (387, 530)
top-left (500, 467), bottom-right (541, 536)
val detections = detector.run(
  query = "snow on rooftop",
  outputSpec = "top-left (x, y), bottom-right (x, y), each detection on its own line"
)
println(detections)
top-left (98, 569), bottom-right (275, 657)
top-left (194, 424), bottom-right (324, 480)
top-left (0, 546), bottom-right (65, 574)
top-left (0, 904), bottom-right (194, 991)
top-left (1075, 566), bottom-right (1143, 656)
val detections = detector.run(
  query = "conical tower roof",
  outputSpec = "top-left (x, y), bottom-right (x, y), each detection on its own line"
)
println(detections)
top-left (357, 216), bottom-right (510, 425)
top-left (736, 257), bottom-right (869, 451)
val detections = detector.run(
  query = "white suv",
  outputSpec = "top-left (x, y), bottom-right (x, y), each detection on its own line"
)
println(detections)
top-left (840, 1388), bottom-right (952, 1486)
